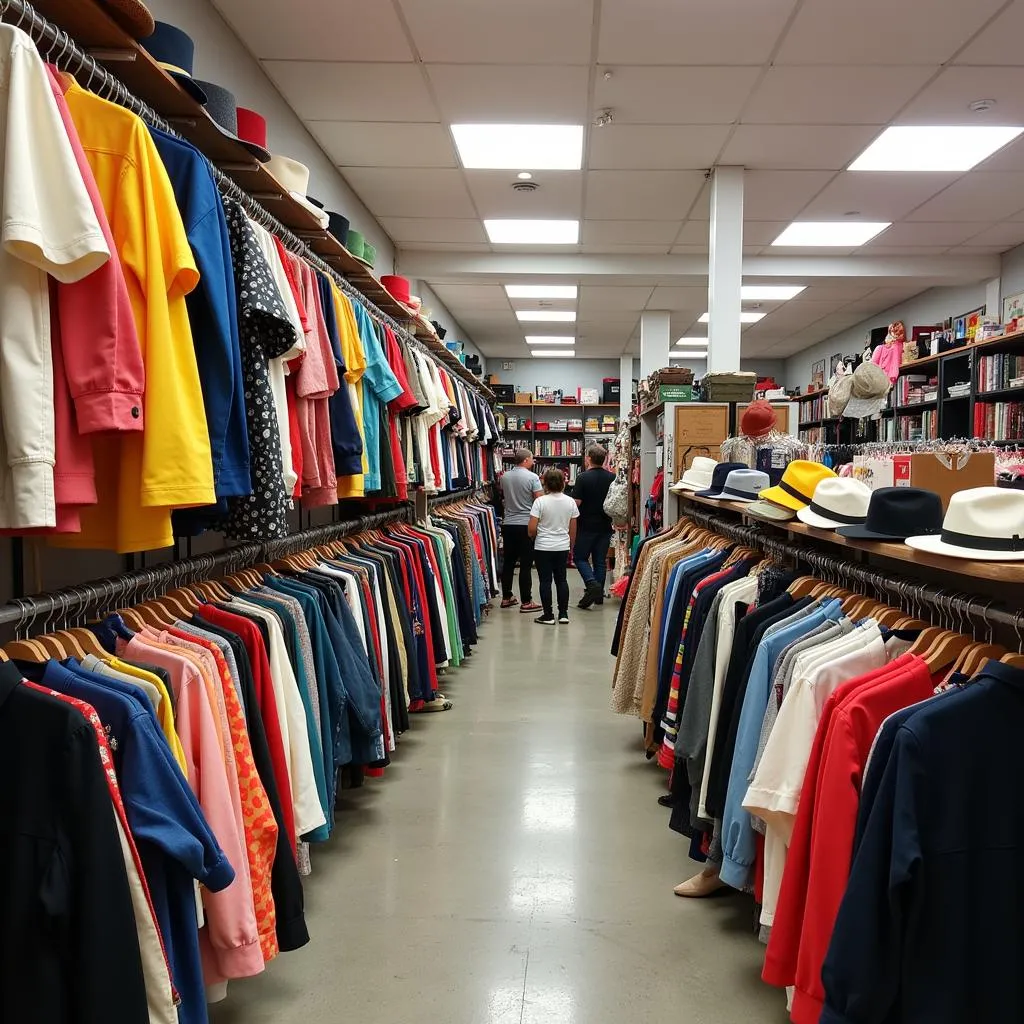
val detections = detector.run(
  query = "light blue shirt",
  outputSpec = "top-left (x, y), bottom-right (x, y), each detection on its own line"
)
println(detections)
top-left (719, 598), bottom-right (844, 889)
top-left (658, 549), bottom-right (715, 674)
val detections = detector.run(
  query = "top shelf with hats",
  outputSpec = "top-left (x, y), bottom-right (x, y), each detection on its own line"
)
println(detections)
top-left (29, 0), bottom-right (464, 370)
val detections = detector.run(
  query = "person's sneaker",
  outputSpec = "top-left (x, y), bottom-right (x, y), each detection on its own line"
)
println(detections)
top-left (534, 614), bottom-right (556, 625)
top-left (578, 579), bottom-right (601, 609)
top-left (558, 615), bottom-right (570, 624)
top-left (595, 597), bottom-right (604, 606)
top-left (520, 601), bottom-right (542, 613)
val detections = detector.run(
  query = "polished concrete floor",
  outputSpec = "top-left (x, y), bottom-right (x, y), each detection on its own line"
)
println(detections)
top-left (211, 575), bottom-right (788, 1024)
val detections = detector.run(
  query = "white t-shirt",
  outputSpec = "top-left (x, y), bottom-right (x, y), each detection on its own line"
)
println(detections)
top-left (529, 492), bottom-right (579, 551)
top-left (0, 26), bottom-right (111, 529)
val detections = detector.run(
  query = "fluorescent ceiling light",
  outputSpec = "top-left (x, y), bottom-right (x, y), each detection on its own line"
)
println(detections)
top-left (698, 311), bottom-right (765, 323)
top-left (532, 349), bottom-right (576, 358)
top-left (486, 219), bottom-right (579, 244)
top-left (741, 285), bottom-right (806, 301)
top-left (670, 351), bottom-right (707, 360)
top-left (516, 310), bottom-right (577, 322)
top-left (525, 336), bottom-right (575, 345)
top-left (772, 221), bottom-right (890, 247)
top-left (452, 124), bottom-right (584, 170)
top-left (675, 337), bottom-right (708, 346)
top-left (505, 285), bottom-right (578, 299)
top-left (849, 125), bottom-right (1024, 172)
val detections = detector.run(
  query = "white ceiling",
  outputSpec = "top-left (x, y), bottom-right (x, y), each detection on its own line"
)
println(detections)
top-left (213, 0), bottom-right (1024, 360)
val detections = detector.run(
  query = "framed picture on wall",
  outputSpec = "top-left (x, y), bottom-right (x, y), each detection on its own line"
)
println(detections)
top-left (811, 358), bottom-right (826, 390)
top-left (829, 352), bottom-right (843, 376)
top-left (1004, 291), bottom-right (1024, 325)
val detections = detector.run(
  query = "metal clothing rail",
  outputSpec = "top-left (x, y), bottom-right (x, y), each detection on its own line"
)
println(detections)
top-left (0, 507), bottom-right (412, 635)
top-left (681, 506), bottom-right (1024, 637)
top-left (429, 484), bottom-right (492, 508)
top-left (0, 0), bottom-right (492, 402)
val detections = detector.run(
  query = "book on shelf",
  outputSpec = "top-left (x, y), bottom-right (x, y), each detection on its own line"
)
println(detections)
top-left (973, 401), bottom-right (1024, 441)
top-left (978, 353), bottom-right (1024, 393)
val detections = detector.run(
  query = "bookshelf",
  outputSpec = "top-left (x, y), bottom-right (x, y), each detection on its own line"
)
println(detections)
top-left (795, 334), bottom-right (1024, 443)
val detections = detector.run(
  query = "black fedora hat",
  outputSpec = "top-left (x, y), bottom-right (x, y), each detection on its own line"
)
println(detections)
top-left (694, 462), bottom-right (746, 499)
top-left (193, 79), bottom-right (271, 161)
top-left (145, 22), bottom-right (207, 105)
top-left (327, 210), bottom-right (350, 246)
top-left (837, 486), bottom-right (943, 541)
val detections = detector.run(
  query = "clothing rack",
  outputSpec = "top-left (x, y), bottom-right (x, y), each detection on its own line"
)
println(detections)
top-left (0, 0), bottom-right (492, 403)
top-left (0, 506), bottom-right (412, 635)
top-left (429, 485), bottom-right (492, 508)
top-left (680, 506), bottom-right (1024, 638)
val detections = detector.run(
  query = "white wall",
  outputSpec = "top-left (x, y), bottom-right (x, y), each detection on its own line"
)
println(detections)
top-left (492, 358), bottom-right (631, 397)
top-left (669, 357), bottom-right (787, 382)
top-left (147, 0), bottom-right (396, 271)
top-left (412, 282), bottom-right (485, 369)
top-left (784, 283), bottom-right (989, 391)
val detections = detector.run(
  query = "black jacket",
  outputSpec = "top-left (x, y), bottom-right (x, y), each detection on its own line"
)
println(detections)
top-left (0, 662), bottom-right (148, 1023)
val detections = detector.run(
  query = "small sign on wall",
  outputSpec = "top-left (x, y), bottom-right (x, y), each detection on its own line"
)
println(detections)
top-left (501, 360), bottom-right (515, 371)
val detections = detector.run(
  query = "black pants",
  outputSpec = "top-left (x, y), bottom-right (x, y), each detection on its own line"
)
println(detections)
top-left (534, 549), bottom-right (569, 618)
top-left (501, 524), bottom-right (534, 601)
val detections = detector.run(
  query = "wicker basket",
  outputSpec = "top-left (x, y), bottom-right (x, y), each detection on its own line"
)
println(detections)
top-left (703, 372), bottom-right (756, 403)
top-left (651, 367), bottom-right (695, 385)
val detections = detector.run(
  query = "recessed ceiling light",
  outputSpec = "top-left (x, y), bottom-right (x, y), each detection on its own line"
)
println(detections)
top-left (516, 310), bottom-right (576, 322)
top-left (849, 126), bottom-right (1023, 172)
top-left (525, 336), bottom-right (576, 345)
top-left (675, 337), bottom-right (708, 346)
top-left (486, 219), bottom-right (580, 244)
top-left (517, 171), bottom-right (534, 180)
top-left (452, 124), bottom-right (584, 170)
top-left (505, 285), bottom-right (578, 299)
top-left (698, 311), bottom-right (766, 323)
top-left (772, 222), bottom-right (891, 247)
top-left (532, 349), bottom-right (576, 358)
top-left (741, 285), bottom-right (806, 301)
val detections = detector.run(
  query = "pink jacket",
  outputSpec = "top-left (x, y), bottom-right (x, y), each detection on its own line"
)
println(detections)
top-left (871, 341), bottom-right (902, 382)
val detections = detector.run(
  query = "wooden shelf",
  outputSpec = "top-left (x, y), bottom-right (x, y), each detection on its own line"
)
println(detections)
top-left (895, 399), bottom-right (939, 412)
top-left (796, 388), bottom-right (828, 401)
top-left (898, 352), bottom-right (941, 372)
top-left (799, 420), bottom-right (822, 428)
top-left (676, 492), bottom-right (1024, 585)
top-left (975, 387), bottom-right (1024, 402)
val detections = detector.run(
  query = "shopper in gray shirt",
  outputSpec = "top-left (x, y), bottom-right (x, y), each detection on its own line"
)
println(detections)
top-left (499, 448), bottom-right (543, 611)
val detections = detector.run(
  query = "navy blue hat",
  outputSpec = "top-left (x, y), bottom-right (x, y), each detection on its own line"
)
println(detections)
top-left (695, 461), bottom-right (747, 498)
top-left (327, 210), bottom-right (350, 246)
top-left (145, 23), bottom-right (207, 105)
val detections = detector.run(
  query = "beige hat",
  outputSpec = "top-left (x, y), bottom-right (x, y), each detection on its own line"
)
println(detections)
top-left (265, 154), bottom-right (330, 229)
top-left (841, 361), bottom-right (891, 418)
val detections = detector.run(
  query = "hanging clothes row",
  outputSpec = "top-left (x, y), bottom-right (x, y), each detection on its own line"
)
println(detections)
top-left (0, 19), bottom-right (501, 553)
top-left (610, 511), bottom-right (1024, 1024)
top-left (0, 498), bottom-right (498, 1024)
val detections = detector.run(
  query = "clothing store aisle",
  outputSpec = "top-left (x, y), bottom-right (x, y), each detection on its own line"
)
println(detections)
top-left (210, 578), bottom-right (785, 1024)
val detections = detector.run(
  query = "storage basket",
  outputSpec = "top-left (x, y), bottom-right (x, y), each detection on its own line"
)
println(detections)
top-left (703, 372), bottom-right (756, 403)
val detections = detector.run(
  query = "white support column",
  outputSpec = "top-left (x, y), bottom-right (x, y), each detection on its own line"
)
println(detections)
top-left (619, 354), bottom-right (633, 421)
top-left (640, 310), bottom-right (671, 376)
top-left (707, 166), bottom-right (744, 374)
top-left (986, 276), bottom-right (1002, 320)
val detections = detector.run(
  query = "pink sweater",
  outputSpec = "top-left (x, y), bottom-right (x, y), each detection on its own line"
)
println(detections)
top-left (871, 342), bottom-right (902, 382)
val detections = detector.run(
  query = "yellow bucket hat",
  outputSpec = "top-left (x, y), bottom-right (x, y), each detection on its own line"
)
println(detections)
top-left (756, 459), bottom-right (838, 512)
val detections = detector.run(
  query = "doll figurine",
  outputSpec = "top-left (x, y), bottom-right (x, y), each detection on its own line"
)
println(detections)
top-left (871, 321), bottom-right (905, 382)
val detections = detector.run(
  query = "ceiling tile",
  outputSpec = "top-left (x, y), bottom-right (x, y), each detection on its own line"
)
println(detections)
top-left (578, 285), bottom-right (654, 312)
top-left (859, 246), bottom-right (958, 255)
top-left (675, 220), bottom-right (709, 245)
top-left (897, 67), bottom-right (1024, 125)
top-left (398, 242), bottom-right (492, 252)
top-left (312, 123), bottom-right (457, 168)
top-left (263, 62), bottom-right (437, 122)
top-left (342, 168), bottom-right (476, 218)
top-left (776, 0), bottom-right (1006, 64)
top-left (212, 0), bottom-right (414, 60)
top-left (743, 170), bottom-right (837, 220)
top-left (964, 222), bottom-right (1024, 246)
top-left (380, 218), bottom-right (487, 243)
top-left (598, 0), bottom-right (798, 64)
top-left (582, 220), bottom-right (681, 244)
top-left (592, 66), bottom-right (761, 124)
top-left (797, 171), bottom-right (960, 221)
top-left (580, 244), bottom-right (673, 253)
top-left (950, 244), bottom-right (1016, 254)
top-left (646, 285), bottom-right (708, 311)
top-left (840, 287), bottom-right (926, 312)
top-left (801, 283), bottom-right (882, 302)
top-left (399, 0), bottom-right (594, 63)
top-left (742, 221), bottom-right (790, 245)
top-left (742, 65), bottom-right (938, 124)
top-left (856, 221), bottom-right (990, 246)
top-left (906, 172), bottom-right (1024, 221)
top-left (425, 65), bottom-right (590, 123)
top-left (584, 170), bottom-right (706, 219)
top-left (956, 2), bottom-right (1024, 64)
top-left (588, 125), bottom-right (730, 170)
top-left (429, 284), bottom-right (511, 310)
top-left (718, 125), bottom-right (879, 170)
top-left (465, 170), bottom-right (582, 218)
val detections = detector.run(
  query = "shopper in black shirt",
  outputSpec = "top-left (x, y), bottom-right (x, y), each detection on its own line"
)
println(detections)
top-left (573, 444), bottom-right (615, 608)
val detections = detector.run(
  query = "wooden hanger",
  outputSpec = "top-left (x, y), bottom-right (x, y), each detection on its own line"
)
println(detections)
top-left (1000, 651), bottom-right (1024, 669)
top-left (65, 627), bottom-right (108, 658)
top-left (949, 641), bottom-right (1005, 679)
top-left (787, 575), bottom-right (821, 600)
top-left (35, 633), bottom-right (69, 659)
top-left (3, 636), bottom-right (50, 662)
top-left (52, 630), bottom-right (88, 659)
top-left (0, 648), bottom-right (8, 662)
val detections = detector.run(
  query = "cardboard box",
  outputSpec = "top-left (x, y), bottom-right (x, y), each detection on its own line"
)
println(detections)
top-left (514, 392), bottom-right (532, 405)
top-left (658, 384), bottom-right (693, 402)
top-left (892, 452), bottom-right (995, 511)
top-left (578, 387), bottom-right (600, 404)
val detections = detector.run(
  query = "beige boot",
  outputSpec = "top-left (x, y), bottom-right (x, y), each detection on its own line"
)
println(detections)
top-left (673, 867), bottom-right (727, 898)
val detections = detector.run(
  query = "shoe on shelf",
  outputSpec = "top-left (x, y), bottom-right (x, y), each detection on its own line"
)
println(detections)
top-left (534, 615), bottom-right (556, 625)
top-left (673, 870), bottom-right (728, 898)
top-left (558, 615), bottom-right (570, 624)
top-left (520, 601), bottom-right (542, 613)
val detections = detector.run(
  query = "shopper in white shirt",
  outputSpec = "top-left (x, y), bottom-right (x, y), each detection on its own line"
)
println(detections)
top-left (527, 468), bottom-right (579, 625)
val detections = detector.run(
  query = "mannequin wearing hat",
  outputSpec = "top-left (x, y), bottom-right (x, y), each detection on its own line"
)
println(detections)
top-left (720, 400), bottom-right (800, 472)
